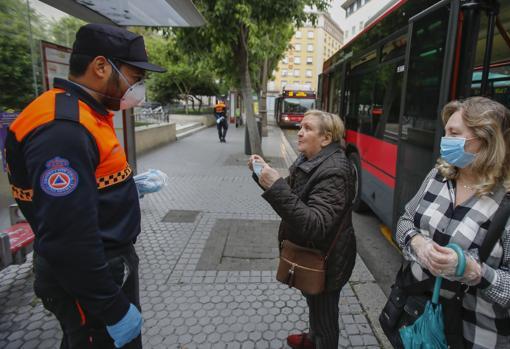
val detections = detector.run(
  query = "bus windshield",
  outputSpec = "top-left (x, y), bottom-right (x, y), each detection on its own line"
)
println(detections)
top-left (283, 98), bottom-right (315, 114)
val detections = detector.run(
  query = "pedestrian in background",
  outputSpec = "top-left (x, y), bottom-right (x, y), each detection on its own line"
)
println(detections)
top-left (5, 23), bottom-right (165, 348)
top-left (395, 97), bottom-right (510, 348)
top-left (248, 110), bottom-right (356, 349)
top-left (214, 99), bottom-right (228, 142)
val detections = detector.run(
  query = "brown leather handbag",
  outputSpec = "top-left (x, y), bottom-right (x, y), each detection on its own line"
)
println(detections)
top-left (276, 209), bottom-right (351, 295)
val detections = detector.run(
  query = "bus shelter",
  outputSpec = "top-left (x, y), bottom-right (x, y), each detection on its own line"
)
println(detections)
top-left (0, 0), bottom-right (204, 230)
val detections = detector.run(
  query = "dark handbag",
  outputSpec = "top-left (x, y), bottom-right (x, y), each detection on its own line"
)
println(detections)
top-left (380, 193), bottom-right (510, 348)
top-left (276, 208), bottom-right (352, 295)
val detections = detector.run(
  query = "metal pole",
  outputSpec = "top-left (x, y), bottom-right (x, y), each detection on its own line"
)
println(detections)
top-left (25, 0), bottom-right (39, 97)
top-left (481, 11), bottom-right (496, 96)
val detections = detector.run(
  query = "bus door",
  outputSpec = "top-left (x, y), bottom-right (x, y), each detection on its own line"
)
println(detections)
top-left (393, 0), bottom-right (462, 230)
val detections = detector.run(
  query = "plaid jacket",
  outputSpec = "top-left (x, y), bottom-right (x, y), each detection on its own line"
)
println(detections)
top-left (396, 168), bottom-right (510, 349)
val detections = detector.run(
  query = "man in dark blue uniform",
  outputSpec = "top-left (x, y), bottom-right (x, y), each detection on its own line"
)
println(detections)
top-left (5, 24), bottom-right (165, 348)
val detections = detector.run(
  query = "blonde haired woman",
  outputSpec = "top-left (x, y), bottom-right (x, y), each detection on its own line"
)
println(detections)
top-left (396, 97), bottom-right (510, 348)
top-left (248, 110), bottom-right (356, 349)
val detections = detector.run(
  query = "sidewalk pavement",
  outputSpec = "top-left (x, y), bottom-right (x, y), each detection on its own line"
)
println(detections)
top-left (0, 122), bottom-right (389, 348)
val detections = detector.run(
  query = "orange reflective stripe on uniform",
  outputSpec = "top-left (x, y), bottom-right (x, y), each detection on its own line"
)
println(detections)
top-left (9, 89), bottom-right (132, 192)
top-left (97, 164), bottom-right (133, 189)
top-left (11, 185), bottom-right (33, 201)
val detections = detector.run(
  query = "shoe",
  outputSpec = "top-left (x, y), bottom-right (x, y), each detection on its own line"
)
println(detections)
top-left (287, 333), bottom-right (315, 349)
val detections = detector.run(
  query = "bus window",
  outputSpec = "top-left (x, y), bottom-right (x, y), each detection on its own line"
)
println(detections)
top-left (373, 62), bottom-right (404, 142)
top-left (381, 34), bottom-right (407, 63)
top-left (345, 62), bottom-right (403, 141)
top-left (283, 98), bottom-right (315, 114)
top-left (328, 68), bottom-right (342, 115)
top-left (471, 3), bottom-right (510, 107)
top-left (345, 70), bottom-right (375, 136)
top-left (400, 9), bottom-right (449, 147)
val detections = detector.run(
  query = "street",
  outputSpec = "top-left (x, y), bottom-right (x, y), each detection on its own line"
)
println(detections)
top-left (281, 128), bottom-right (402, 297)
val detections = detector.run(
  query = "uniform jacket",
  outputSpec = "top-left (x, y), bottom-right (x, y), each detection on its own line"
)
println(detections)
top-left (4, 78), bottom-right (140, 324)
top-left (262, 143), bottom-right (356, 291)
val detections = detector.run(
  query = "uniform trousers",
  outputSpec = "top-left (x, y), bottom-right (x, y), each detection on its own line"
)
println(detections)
top-left (33, 245), bottom-right (141, 349)
top-left (304, 288), bottom-right (342, 349)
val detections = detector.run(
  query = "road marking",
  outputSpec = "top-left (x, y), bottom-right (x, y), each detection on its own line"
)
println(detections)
top-left (379, 224), bottom-right (401, 253)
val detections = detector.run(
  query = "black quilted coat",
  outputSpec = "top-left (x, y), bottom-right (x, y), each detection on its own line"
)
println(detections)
top-left (262, 142), bottom-right (356, 292)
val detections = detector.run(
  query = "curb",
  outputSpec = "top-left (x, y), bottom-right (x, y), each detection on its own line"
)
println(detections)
top-left (276, 126), bottom-right (390, 348)
top-left (176, 124), bottom-right (209, 140)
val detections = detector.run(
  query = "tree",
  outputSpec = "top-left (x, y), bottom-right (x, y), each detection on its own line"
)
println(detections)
top-left (50, 16), bottom-right (85, 48)
top-left (175, 0), bottom-right (330, 155)
top-left (144, 31), bottom-right (221, 112)
top-left (251, 23), bottom-right (294, 136)
top-left (0, 0), bottom-right (49, 111)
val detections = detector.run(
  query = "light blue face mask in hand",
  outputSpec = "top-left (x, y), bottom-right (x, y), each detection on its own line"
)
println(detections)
top-left (440, 136), bottom-right (477, 168)
top-left (252, 161), bottom-right (264, 177)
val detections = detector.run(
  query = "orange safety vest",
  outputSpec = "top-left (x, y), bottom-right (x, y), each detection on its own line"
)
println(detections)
top-left (8, 89), bottom-right (131, 201)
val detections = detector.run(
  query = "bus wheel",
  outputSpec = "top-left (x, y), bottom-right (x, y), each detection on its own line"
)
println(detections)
top-left (348, 152), bottom-right (369, 212)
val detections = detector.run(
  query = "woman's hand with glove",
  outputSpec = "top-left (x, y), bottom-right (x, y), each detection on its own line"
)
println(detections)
top-left (443, 250), bottom-right (483, 286)
top-left (409, 235), bottom-right (459, 277)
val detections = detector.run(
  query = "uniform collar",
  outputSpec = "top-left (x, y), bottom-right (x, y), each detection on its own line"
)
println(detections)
top-left (296, 143), bottom-right (342, 173)
top-left (53, 78), bottom-right (110, 117)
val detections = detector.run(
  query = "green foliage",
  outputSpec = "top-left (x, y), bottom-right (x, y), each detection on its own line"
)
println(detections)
top-left (0, 0), bottom-right (48, 111)
top-left (50, 16), bottom-right (85, 47)
top-left (174, 0), bottom-right (330, 87)
top-left (143, 30), bottom-right (221, 105)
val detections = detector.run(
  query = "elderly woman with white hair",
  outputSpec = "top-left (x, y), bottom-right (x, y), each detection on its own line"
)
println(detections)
top-left (248, 110), bottom-right (356, 349)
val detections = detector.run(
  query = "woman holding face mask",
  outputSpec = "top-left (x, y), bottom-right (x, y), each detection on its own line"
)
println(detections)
top-left (395, 97), bottom-right (510, 348)
top-left (248, 110), bottom-right (356, 349)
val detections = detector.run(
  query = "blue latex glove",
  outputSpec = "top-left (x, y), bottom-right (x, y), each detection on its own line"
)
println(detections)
top-left (106, 304), bottom-right (143, 348)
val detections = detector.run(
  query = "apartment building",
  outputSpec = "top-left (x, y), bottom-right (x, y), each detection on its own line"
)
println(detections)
top-left (268, 12), bottom-right (343, 95)
top-left (341, 0), bottom-right (395, 43)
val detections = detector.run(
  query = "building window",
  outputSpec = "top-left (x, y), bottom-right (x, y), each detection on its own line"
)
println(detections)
top-left (295, 30), bottom-right (302, 38)
top-left (306, 57), bottom-right (313, 64)
top-left (281, 69), bottom-right (288, 77)
top-left (295, 44), bottom-right (301, 51)
top-left (307, 44), bottom-right (313, 52)
top-left (294, 69), bottom-right (300, 77)
top-left (294, 57), bottom-right (301, 64)
top-left (282, 80), bottom-right (287, 87)
top-left (307, 31), bottom-right (314, 39)
top-left (283, 56), bottom-right (288, 64)
top-left (352, 26), bottom-right (356, 36)
top-left (306, 70), bottom-right (312, 77)
top-left (359, 21), bottom-right (364, 31)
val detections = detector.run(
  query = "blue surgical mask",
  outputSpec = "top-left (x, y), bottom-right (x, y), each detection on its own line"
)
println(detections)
top-left (440, 137), bottom-right (477, 168)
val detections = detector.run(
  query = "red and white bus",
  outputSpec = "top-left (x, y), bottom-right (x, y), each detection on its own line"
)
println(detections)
top-left (318, 0), bottom-right (510, 231)
top-left (275, 85), bottom-right (316, 128)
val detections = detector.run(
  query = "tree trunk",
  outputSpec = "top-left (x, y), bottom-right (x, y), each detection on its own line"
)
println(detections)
top-left (238, 25), bottom-right (262, 155)
top-left (259, 57), bottom-right (269, 137)
top-left (189, 96), bottom-right (195, 111)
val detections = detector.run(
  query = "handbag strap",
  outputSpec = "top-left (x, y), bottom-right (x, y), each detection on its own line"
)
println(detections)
top-left (325, 207), bottom-right (353, 261)
top-left (479, 192), bottom-right (510, 263)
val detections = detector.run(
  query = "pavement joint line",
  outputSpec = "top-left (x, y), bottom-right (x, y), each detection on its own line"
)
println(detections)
top-left (163, 211), bottom-right (205, 284)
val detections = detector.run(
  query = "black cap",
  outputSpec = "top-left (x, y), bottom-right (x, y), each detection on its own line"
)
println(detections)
top-left (72, 23), bottom-right (166, 73)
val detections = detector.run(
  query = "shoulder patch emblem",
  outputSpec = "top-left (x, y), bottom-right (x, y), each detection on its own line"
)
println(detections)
top-left (40, 157), bottom-right (79, 197)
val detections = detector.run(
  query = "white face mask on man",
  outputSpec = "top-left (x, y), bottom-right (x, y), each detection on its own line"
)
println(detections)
top-left (108, 59), bottom-right (146, 110)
